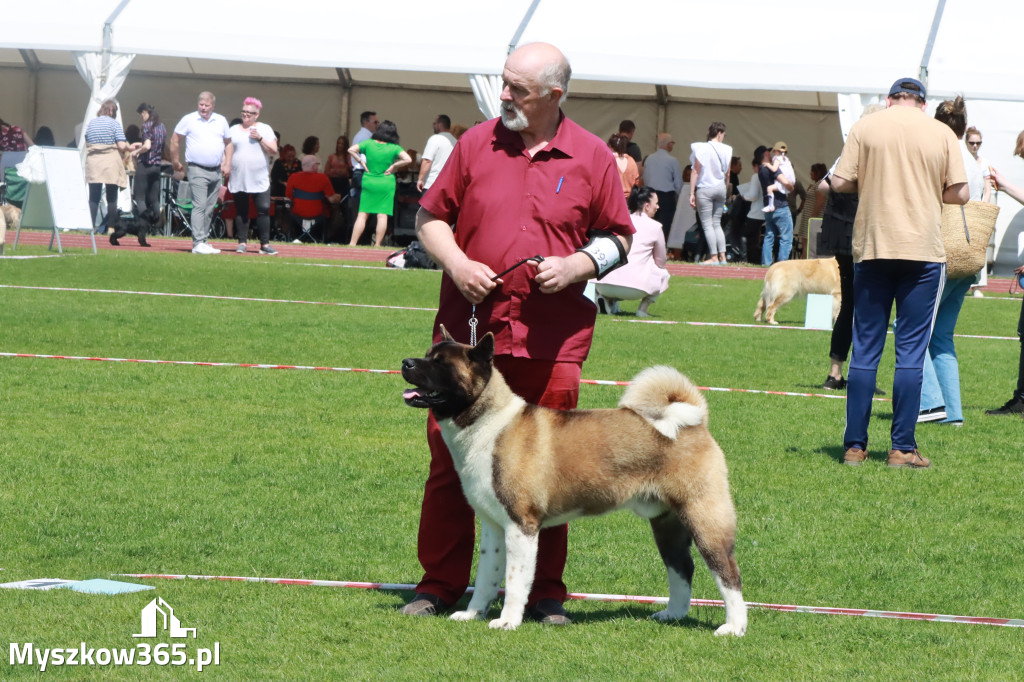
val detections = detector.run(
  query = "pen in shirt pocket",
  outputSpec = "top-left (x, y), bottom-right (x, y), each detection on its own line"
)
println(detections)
top-left (556, 176), bottom-right (564, 194)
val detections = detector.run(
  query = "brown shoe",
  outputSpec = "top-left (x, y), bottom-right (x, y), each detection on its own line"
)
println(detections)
top-left (887, 449), bottom-right (931, 469)
top-left (526, 598), bottom-right (572, 625)
top-left (843, 447), bottom-right (868, 466)
top-left (401, 593), bottom-right (449, 617)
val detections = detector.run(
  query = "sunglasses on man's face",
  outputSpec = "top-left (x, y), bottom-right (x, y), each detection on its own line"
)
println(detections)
top-left (967, 141), bottom-right (982, 146)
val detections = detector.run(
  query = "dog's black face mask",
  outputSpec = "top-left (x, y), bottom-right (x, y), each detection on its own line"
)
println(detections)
top-left (401, 328), bottom-right (494, 421)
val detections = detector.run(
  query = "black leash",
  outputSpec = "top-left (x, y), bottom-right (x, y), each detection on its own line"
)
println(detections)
top-left (469, 256), bottom-right (546, 344)
top-left (490, 255), bottom-right (545, 282)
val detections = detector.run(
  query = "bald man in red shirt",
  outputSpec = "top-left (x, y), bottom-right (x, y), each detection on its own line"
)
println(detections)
top-left (405, 42), bottom-right (634, 625)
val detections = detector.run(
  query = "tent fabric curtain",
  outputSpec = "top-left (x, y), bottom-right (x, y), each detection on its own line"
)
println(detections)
top-left (74, 50), bottom-right (135, 213)
top-left (74, 51), bottom-right (135, 149)
top-left (469, 74), bottom-right (502, 121)
top-left (836, 93), bottom-right (884, 143)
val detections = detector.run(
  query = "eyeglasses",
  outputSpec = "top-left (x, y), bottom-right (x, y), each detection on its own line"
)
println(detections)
top-left (967, 141), bottom-right (982, 146)
top-left (241, 110), bottom-right (258, 116)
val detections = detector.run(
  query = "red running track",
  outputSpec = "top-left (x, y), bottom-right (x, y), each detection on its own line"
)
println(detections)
top-left (6, 230), bottom-right (1015, 291)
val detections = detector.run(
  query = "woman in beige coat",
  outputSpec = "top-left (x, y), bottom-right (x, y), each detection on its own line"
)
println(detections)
top-left (84, 100), bottom-right (137, 235)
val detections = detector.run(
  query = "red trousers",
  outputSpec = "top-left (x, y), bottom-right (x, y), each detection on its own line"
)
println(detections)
top-left (414, 356), bottom-right (582, 606)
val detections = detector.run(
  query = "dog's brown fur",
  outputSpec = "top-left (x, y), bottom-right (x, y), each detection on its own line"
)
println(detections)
top-left (754, 257), bottom-right (840, 325)
top-left (0, 204), bottom-right (21, 251)
top-left (401, 328), bottom-right (747, 635)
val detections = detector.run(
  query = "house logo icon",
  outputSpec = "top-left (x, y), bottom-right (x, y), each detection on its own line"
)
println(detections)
top-left (133, 597), bottom-right (197, 638)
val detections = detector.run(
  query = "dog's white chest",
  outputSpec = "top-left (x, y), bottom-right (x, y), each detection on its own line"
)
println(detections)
top-left (438, 400), bottom-right (524, 524)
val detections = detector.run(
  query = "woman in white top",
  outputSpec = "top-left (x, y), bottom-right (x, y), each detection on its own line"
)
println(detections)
top-left (964, 127), bottom-right (992, 203)
top-left (595, 186), bottom-right (670, 318)
top-left (689, 122), bottom-right (732, 264)
top-left (224, 97), bottom-right (279, 255)
top-left (965, 126), bottom-right (993, 293)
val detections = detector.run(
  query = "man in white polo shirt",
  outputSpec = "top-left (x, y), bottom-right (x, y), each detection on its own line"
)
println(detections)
top-left (416, 114), bottom-right (457, 193)
top-left (169, 91), bottom-right (231, 254)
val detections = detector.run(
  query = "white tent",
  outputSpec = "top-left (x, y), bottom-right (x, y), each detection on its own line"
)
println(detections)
top-left (2, 0), bottom-right (1021, 270)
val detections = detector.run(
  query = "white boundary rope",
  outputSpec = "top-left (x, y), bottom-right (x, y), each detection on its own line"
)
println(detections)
top-left (0, 284), bottom-right (435, 312)
top-left (115, 573), bottom-right (1024, 629)
top-left (0, 351), bottom-right (889, 402)
top-left (3, 285), bottom-right (1016, 340)
top-left (615, 318), bottom-right (1020, 341)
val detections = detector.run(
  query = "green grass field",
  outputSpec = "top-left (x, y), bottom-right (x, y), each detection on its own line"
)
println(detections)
top-left (2, 245), bottom-right (1023, 680)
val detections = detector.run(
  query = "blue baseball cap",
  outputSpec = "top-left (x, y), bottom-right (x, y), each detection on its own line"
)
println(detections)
top-left (888, 77), bottom-right (926, 99)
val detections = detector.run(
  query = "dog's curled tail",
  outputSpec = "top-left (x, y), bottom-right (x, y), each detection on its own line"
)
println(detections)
top-left (619, 366), bottom-right (708, 439)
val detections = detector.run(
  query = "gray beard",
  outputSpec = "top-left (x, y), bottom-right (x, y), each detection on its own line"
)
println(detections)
top-left (500, 104), bottom-right (528, 131)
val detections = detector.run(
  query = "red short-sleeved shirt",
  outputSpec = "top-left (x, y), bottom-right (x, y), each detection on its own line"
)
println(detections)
top-left (285, 171), bottom-right (335, 218)
top-left (419, 114), bottom-right (633, 362)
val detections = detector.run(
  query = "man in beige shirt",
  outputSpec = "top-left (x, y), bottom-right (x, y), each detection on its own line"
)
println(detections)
top-left (830, 77), bottom-right (968, 469)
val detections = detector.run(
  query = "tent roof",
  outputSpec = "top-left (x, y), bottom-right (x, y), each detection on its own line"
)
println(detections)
top-left (0, 0), bottom-right (1020, 103)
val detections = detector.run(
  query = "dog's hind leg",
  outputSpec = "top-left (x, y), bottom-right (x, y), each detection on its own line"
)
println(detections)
top-left (489, 524), bottom-right (538, 630)
top-left (648, 511), bottom-right (695, 622)
top-left (765, 292), bottom-right (789, 325)
top-left (753, 295), bottom-right (765, 322)
top-left (689, 509), bottom-right (747, 637)
top-left (451, 519), bottom-right (505, 622)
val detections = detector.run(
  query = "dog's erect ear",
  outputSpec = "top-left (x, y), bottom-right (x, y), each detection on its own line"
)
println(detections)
top-left (468, 332), bottom-right (495, 365)
top-left (439, 324), bottom-right (454, 342)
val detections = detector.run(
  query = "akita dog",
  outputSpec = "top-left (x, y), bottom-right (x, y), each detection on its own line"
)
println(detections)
top-left (401, 327), bottom-right (747, 635)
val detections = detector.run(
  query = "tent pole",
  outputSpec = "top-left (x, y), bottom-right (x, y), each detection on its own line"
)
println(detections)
top-left (508, 0), bottom-right (543, 54)
top-left (918, 0), bottom-right (947, 87)
top-left (19, 49), bottom-right (41, 135)
top-left (340, 89), bottom-right (351, 140)
top-left (336, 68), bottom-right (353, 138)
top-left (656, 84), bottom-right (669, 135)
top-left (101, 0), bottom-right (132, 86)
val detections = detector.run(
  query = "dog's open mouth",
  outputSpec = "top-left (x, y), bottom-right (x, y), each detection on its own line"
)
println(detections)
top-left (402, 387), bottom-right (446, 408)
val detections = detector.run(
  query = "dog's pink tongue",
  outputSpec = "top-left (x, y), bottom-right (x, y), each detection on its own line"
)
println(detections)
top-left (403, 389), bottom-right (422, 400)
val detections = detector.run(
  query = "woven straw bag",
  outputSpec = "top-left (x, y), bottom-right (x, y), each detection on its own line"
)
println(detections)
top-left (940, 200), bottom-right (999, 279)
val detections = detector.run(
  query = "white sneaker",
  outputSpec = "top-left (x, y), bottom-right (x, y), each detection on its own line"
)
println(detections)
top-left (192, 242), bottom-right (221, 255)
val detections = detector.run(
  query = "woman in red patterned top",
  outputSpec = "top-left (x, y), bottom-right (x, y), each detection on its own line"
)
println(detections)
top-left (0, 117), bottom-right (33, 151)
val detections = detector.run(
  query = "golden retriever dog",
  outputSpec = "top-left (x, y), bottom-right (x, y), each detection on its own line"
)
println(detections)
top-left (0, 204), bottom-right (22, 252)
top-left (754, 257), bottom-right (840, 325)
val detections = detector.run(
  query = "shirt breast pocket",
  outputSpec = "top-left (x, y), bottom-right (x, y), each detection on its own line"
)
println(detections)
top-left (545, 180), bottom-right (592, 237)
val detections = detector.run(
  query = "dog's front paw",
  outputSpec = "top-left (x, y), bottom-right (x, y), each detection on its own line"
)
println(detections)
top-left (650, 609), bottom-right (686, 623)
top-left (488, 617), bottom-right (522, 630)
top-left (714, 621), bottom-right (747, 637)
top-left (449, 610), bottom-right (483, 622)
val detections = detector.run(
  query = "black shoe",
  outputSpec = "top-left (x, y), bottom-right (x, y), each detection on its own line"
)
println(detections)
top-left (822, 376), bottom-right (846, 390)
top-left (526, 598), bottom-right (571, 625)
top-left (917, 406), bottom-right (947, 423)
top-left (400, 593), bottom-right (450, 617)
top-left (985, 396), bottom-right (1024, 416)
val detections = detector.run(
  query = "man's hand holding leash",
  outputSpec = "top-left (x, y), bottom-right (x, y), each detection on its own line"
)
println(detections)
top-left (449, 256), bottom-right (499, 305)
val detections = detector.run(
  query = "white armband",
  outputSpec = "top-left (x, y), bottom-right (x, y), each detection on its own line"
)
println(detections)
top-left (577, 231), bottom-right (628, 279)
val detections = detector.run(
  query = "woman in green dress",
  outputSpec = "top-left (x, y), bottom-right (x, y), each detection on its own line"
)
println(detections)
top-left (347, 120), bottom-right (412, 246)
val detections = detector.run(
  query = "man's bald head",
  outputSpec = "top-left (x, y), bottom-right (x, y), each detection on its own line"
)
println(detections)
top-left (505, 42), bottom-right (571, 103)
